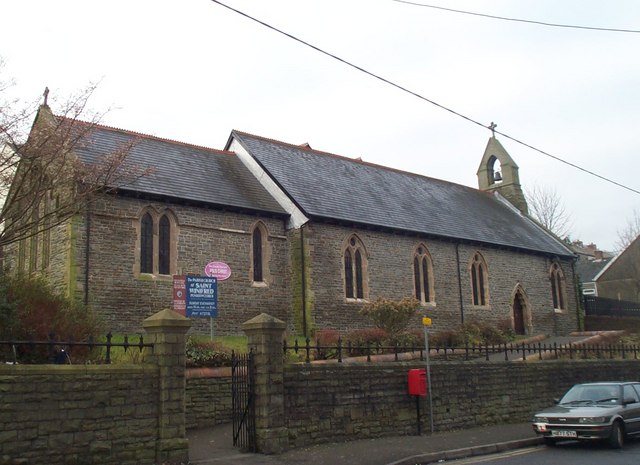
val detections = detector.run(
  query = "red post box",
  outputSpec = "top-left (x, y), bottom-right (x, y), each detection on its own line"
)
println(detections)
top-left (407, 368), bottom-right (427, 397)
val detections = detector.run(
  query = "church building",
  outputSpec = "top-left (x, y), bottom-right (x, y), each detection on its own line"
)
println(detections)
top-left (4, 105), bottom-right (579, 336)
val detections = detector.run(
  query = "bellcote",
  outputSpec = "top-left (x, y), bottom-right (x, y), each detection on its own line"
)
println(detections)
top-left (477, 137), bottom-right (529, 215)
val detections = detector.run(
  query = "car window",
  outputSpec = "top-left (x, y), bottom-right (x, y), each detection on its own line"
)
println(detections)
top-left (560, 384), bottom-right (620, 404)
top-left (623, 385), bottom-right (639, 404)
top-left (633, 384), bottom-right (640, 399)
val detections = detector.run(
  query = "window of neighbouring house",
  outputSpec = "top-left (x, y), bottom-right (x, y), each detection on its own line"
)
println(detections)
top-left (413, 245), bottom-right (435, 304)
top-left (550, 262), bottom-right (566, 310)
top-left (137, 209), bottom-right (177, 277)
top-left (470, 252), bottom-right (489, 306)
top-left (344, 235), bottom-right (368, 300)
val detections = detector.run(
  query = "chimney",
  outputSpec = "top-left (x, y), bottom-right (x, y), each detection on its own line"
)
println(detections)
top-left (594, 250), bottom-right (603, 260)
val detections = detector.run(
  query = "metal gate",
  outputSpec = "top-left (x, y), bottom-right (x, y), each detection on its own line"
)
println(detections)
top-left (231, 349), bottom-right (256, 451)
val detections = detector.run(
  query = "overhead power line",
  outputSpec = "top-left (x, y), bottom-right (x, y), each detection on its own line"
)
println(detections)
top-left (208, 0), bottom-right (640, 196)
top-left (393, 0), bottom-right (640, 34)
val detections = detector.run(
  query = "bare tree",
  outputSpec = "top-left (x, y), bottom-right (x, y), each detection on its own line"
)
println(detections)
top-left (525, 184), bottom-right (573, 239)
top-left (0, 63), bottom-right (149, 248)
top-left (615, 208), bottom-right (640, 252)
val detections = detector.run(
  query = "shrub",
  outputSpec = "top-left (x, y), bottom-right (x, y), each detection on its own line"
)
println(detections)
top-left (185, 337), bottom-right (232, 367)
top-left (359, 297), bottom-right (420, 337)
top-left (313, 329), bottom-right (341, 360)
top-left (430, 329), bottom-right (462, 348)
top-left (345, 328), bottom-right (387, 356)
top-left (0, 273), bottom-right (102, 363)
top-left (428, 321), bottom-right (515, 349)
top-left (496, 319), bottom-right (516, 342)
top-left (387, 329), bottom-right (424, 349)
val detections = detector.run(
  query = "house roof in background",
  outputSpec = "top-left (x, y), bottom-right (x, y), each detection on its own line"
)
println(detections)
top-left (575, 256), bottom-right (612, 282)
top-left (232, 131), bottom-right (574, 257)
top-left (72, 122), bottom-right (288, 217)
top-left (594, 233), bottom-right (640, 282)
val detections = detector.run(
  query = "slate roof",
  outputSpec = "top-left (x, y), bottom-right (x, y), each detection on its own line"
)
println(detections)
top-left (231, 131), bottom-right (574, 257)
top-left (575, 256), bottom-right (611, 282)
top-left (71, 122), bottom-right (287, 216)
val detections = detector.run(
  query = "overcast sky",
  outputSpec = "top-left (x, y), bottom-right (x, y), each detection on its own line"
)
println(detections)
top-left (2, 0), bottom-right (639, 252)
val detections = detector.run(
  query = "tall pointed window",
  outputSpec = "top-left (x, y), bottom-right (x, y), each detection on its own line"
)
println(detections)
top-left (140, 213), bottom-right (154, 274)
top-left (137, 209), bottom-right (177, 276)
top-left (252, 225), bottom-right (264, 283)
top-left (158, 215), bottom-right (171, 275)
top-left (550, 263), bottom-right (566, 310)
top-left (343, 235), bottom-right (367, 300)
top-left (470, 253), bottom-right (489, 306)
top-left (413, 245), bottom-right (434, 304)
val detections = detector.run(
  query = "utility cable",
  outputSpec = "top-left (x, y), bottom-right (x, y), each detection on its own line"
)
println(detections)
top-left (208, 0), bottom-right (640, 196)
top-left (393, 0), bottom-right (640, 34)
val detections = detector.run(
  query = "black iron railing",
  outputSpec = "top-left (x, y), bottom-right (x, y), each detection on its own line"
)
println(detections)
top-left (0, 332), bottom-right (153, 365)
top-left (283, 338), bottom-right (640, 363)
top-left (584, 296), bottom-right (640, 317)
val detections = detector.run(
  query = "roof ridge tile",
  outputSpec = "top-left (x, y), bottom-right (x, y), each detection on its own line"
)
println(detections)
top-left (61, 116), bottom-right (234, 156)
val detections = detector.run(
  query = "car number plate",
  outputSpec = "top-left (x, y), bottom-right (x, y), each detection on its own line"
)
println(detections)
top-left (552, 430), bottom-right (577, 438)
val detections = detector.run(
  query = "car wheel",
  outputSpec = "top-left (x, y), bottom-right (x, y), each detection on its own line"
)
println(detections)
top-left (609, 421), bottom-right (624, 449)
top-left (543, 437), bottom-right (557, 447)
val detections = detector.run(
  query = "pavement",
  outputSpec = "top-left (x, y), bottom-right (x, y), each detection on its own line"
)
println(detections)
top-left (187, 422), bottom-right (542, 465)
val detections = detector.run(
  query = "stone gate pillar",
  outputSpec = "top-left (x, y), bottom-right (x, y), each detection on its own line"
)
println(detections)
top-left (143, 309), bottom-right (192, 464)
top-left (242, 313), bottom-right (288, 454)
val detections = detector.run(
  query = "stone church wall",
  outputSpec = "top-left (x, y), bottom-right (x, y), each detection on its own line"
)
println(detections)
top-left (3, 192), bottom-right (577, 337)
top-left (77, 194), bottom-right (292, 335)
top-left (303, 223), bottom-right (577, 336)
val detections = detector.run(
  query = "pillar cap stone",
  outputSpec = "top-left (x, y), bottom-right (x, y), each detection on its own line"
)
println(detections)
top-left (143, 309), bottom-right (192, 329)
top-left (242, 313), bottom-right (286, 332)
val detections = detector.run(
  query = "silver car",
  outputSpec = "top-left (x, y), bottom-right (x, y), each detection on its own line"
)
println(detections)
top-left (532, 382), bottom-right (640, 448)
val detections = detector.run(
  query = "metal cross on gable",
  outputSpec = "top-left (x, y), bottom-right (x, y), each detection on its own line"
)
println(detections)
top-left (488, 122), bottom-right (497, 137)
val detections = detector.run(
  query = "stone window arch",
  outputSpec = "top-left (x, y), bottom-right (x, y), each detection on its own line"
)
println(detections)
top-left (250, 222), bottom-right (270, 285)
top-left (343, 234), bottom-right (368, 300)
top-left (136, 208), bottom-right (178, 277)
top-left (470, 252), bottom-right (489, 306)
top-left (413, 244), bottom-right (435, 304)
top-left (550, 262), bottom-right (566, 310)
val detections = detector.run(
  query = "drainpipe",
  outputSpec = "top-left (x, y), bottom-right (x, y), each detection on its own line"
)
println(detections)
top-left (570, 257), bottom-right (582, 331)
top-left (456, 243), bottom-right (464, 324)
top-left (84, 209), bottom-right (91, 307)
top-left (300, 224), bottom-right (308, 338)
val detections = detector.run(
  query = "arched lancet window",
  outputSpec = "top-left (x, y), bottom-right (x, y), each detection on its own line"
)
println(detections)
top-left (413, 245), bottom-right (435, 304)
top-left (550, 263), bottom-right (566, 310)
top-left (252, 225), bottom-right (264, 282)
top-left (138, 209), bottom-right (177, 276)
top-left (140, 212), bottom-right (154, 274)
top-left (344, 235), bottom-right (367, 300)
top-left (470, 253), bottom-right (489, 306)
top-left (158, 214), bottom-right (171, 275)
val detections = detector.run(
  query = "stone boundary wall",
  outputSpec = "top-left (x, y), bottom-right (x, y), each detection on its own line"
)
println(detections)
top-left (281, 359), bottom-right (640, 449)
top-left (0, 365), bottom-right (159, 465)
top-left (0, 310), bottom-right (191, 465)
top-left (186, 368), bottom-right (232, 430)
